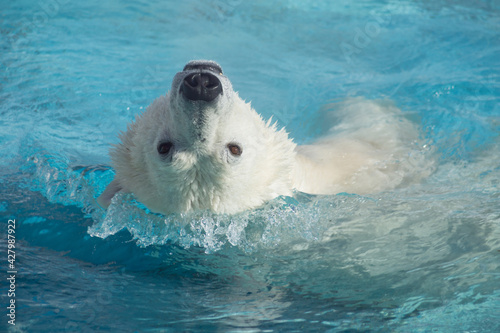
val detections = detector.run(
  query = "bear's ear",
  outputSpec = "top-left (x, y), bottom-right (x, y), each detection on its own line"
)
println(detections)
top-left (97, 178), bottom-right (123, 209)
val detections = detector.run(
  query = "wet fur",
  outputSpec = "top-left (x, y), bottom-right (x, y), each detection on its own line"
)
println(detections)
top-left (99, 61), bottom-right (431, 214)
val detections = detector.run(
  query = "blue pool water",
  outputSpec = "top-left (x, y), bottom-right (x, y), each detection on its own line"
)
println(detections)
top-left (1, 0), bottom-right (499, 331)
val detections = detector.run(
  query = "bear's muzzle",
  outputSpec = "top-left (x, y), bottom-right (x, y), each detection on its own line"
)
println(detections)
top-left (181, 71), bottom-right (222, 102)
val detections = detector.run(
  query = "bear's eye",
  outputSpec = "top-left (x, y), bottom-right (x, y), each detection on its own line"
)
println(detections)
top-left (227, 143), bottom-right (242, 156)
top-left (157, 141), bottom-right (173, 156)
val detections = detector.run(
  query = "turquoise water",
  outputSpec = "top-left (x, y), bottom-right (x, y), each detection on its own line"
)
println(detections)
top-left (1, 0), bottom-right (499, 331)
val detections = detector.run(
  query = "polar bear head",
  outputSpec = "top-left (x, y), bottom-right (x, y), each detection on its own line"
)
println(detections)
top-left (99, 60), bottom-right (296, 214)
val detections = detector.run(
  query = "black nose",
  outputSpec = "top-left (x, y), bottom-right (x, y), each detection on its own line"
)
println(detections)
top-left (181, 72), bottom-right (222, 102)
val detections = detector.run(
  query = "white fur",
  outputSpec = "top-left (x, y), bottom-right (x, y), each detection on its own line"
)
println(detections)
top-left (293, 98), bottom-right (427, 195)
top-left (98, 61), bottom-right (430, 215)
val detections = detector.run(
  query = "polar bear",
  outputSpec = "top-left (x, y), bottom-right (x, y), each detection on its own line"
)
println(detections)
top-left (98, 60), bottom-right (429, 215)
